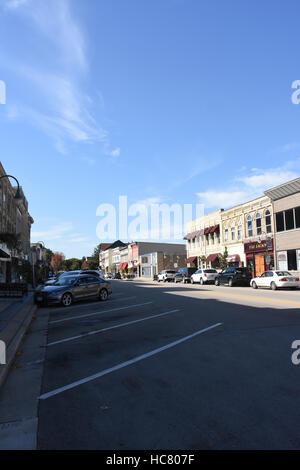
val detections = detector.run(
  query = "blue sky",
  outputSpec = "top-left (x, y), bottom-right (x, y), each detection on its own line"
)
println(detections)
top-left (1, 0), bottom-right (300, 258)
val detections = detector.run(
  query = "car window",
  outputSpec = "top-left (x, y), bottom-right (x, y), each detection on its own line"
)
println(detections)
top-left (266, 272), bottom-right (274, 277)
top-left (55, 276), bottom-right (77, 286)
top-left (86, 276), bottom-right (98, 283)
top-left (196, 270), bottom-right (202, 273)
top-left (275, 271), bottom-right (292, 276)
top-left (260, 272), bottom-right (266, 277)
top-left (204, 269), bottom-right (217, 273)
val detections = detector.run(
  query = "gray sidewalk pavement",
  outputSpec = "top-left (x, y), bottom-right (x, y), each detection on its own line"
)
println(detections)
top-left (0, 292), bottom-right (37, 389)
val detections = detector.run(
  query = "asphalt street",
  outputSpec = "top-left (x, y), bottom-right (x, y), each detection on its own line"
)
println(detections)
top-left (27, 279), bottom-right (300, 450)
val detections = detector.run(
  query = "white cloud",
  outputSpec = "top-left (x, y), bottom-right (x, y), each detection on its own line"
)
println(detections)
top-left (1, 0), bottom-right (114, 153)
top-left (197, 160), bottom-right (300, 210)
top-left (108, 147), bottom-right (121, 157)
top-left (31, 222), bottom-right (74, 241)
top-left (4, 0), bottom-right (29, 10)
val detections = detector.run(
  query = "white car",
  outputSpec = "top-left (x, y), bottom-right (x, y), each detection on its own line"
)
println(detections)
top-left (191, 269), bottom-right (218, 285)
top-left (250, 271), bottom-right (300, 290)
top-left (157, 270), bottom-right (177, 282)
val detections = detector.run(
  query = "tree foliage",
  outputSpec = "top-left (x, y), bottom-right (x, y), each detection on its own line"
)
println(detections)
top-left (51, 253), bottom-right (65, 272)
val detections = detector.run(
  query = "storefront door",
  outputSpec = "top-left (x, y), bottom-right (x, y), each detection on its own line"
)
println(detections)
top-left (255, 254), bottom-right (265, 277)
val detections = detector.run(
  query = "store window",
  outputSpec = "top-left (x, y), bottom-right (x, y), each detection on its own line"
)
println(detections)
top-left (224, 227), bottom-right (228, 241)
top-left (296, 207), bottom-right (300, 229)
top-left (247, 216), bottom-right (253, 237)
top-left (287, 250), bottom-right (297, 271)
top-left (285, 209), bottom-right (295, 231)
top-left (276, 212), bottom-right (285, 232)
top-left (265, 210), bottom-right (272, 233)
top-left (256, 213), bottom-right (262, 235)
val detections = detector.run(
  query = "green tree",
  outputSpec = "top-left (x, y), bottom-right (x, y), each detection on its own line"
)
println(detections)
top-left (218, 248), bottom-right (229, 270)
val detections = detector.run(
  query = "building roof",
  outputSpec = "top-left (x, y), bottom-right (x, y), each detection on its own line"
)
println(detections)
top-left (264, 177), bottom-right (300, 201)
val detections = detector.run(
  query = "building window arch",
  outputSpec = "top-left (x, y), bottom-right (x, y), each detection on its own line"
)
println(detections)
top-left (247, 216), bottom-right (253, 237)
top-left (237, 221), bottom-right (242, 240)
top-left (265, 210), bottom-right (272, 233)
top-left (256, 213), bottom-right (262, 235)
top-left (231, 224), bottom-right (236, 241)
top-left (224, 226), bottom-right (228, 242)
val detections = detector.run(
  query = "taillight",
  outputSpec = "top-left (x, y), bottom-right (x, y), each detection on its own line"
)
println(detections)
top-left (204, 274), bottom-right (207, 277)
top-left (279, 278), bottom-right (287, 282)
top-left (296, 278), bottom-right (299, 281)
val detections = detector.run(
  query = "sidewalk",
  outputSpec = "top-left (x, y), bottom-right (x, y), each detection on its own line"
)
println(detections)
top-left (0, 293), bottom-right (37, 389)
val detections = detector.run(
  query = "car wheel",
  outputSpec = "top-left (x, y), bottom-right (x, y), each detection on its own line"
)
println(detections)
top-left (61, 292), bottom-right (73, 307)
top-left (99, 288), bottom-right (108, 301)
top-left (252, 281), bottom-right (258, 289)
top-left (228, 278), bottom-right (233, 287)
top-left (200, 278), bottom-right (204, 285)
top-left (215, 279), bottom-right (220, 286)
top-left (271, 282), bottom-right (277, 291)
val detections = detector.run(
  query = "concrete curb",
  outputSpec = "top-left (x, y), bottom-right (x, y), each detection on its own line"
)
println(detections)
top-left (0, 296), bottom-right (37, 390)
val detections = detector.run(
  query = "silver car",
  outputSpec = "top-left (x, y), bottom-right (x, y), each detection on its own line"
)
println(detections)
top-left (34, 274), bottom-right (112, 307)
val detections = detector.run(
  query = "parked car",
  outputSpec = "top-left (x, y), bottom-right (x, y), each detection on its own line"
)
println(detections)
top-left (175, 267), bottom-right (197, 283)
top-left (105, 273), bottom-right (113, 279)
top-left (34, 274), bottom-right (112, 307)
top-left (215, 267), bottom-right (252, 287)
top-left (250, 271), bottom-right (300, 290)
top-left (113, 272), bottom-right (121, 279)
top-left (157, 270), bottom-right (177, 282)
top-left (191, 269), bottom-right (218, 285)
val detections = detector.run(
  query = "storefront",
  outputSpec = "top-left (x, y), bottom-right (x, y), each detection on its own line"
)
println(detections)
top-left (244, 239), bottom-right (274, 277)
top-left (276, 249), bottom-right (300, 272)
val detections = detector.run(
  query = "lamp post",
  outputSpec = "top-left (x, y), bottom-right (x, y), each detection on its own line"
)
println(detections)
top-left (0, 174), bottom-right (23, 283)
top-left (32, 241), bottom-right (46, 287)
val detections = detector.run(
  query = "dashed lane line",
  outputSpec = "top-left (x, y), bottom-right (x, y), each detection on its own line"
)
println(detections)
top-left (47, 308), bottom-right (180, 346)
top-left (39, 322), bottom-right (222, 400)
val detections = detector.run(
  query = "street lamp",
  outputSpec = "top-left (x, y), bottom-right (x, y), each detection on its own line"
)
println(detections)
top-left (0, 174), bottom-right (23, 202)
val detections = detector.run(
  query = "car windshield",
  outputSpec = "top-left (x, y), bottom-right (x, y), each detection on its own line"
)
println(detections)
top-left (204, 269), bottom-right (217, 273)
top-left (54, 276), bottom-right (77, 286)
top-left (276, 271), bottom-right (292, 276)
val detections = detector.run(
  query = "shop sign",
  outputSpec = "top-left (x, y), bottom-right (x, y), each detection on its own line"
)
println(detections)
top-left (244, 239), bottom-right (273, 253)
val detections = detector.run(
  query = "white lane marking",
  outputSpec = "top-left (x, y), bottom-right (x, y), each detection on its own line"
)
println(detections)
top-left (47, 309), bottom-right (180, 346)
top-left (50, 296), bottom-right (137, 313)
top-left (39, 323), bottom-right (222, 400)
top-left (49, 302), bottom-right (153, 325)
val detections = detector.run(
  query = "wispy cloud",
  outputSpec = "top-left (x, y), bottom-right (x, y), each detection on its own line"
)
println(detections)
top-left (31, 222), bottom-right (74, 241)
top-left (1, 0), bottom-right (116, 154)
top-left (197, 159), bottom-right (300, 209)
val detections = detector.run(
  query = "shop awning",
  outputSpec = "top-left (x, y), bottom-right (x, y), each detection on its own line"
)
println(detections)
top-left (206, 253), bottom-right (219, 262)
top-left (0, 249), bottom-right (10, 259)
top-left (118, 263), bottom-right (124, 271)
top-left (186, 256), bottom-right (197, 264)
top-left (226, 254), bottom-right (240, 263)
top-left (123, 262), bottom-right (128, 269)
top-left (210, 224), bottom-right (220, 233)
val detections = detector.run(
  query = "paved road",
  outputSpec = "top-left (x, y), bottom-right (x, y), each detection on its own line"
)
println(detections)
top-left (33, 279), bottom-right (300, 449)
